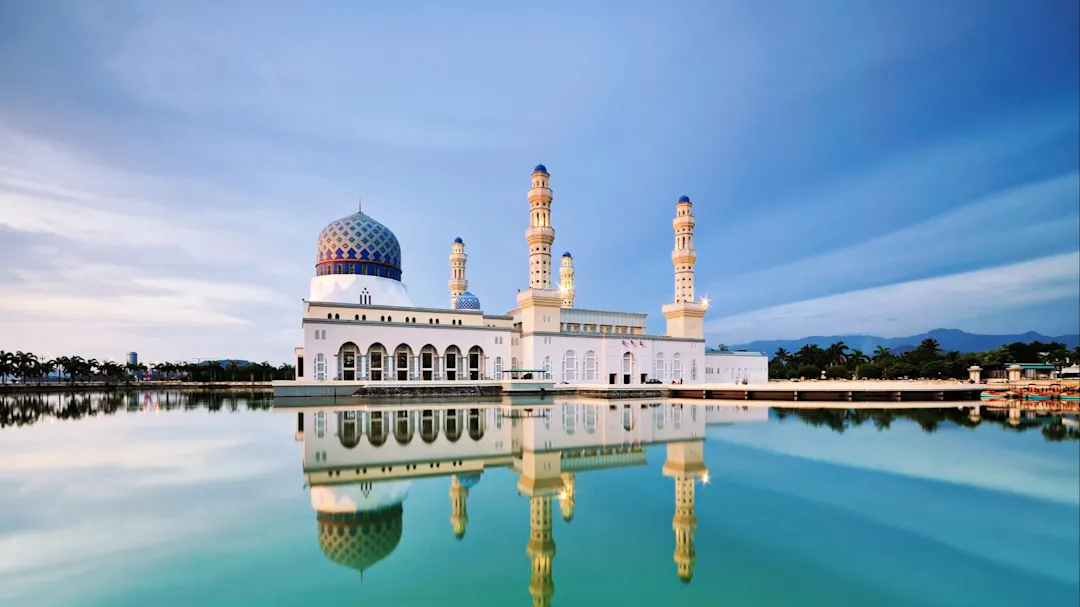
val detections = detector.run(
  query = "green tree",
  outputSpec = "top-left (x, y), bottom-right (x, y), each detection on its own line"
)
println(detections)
top-left (920, 360), bottom-right (947, 379)
top-left (824, 365), bottom-right (849, 379)
top-left (888, 362), bottom-right (918, 379)
top-left (858, 362), bottom-right (883, 379)
top-left (796, 365), bottom-right (821, 379)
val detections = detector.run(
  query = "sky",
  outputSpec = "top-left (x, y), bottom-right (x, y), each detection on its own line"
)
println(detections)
top-left (0, 0), bottom-right (1077, 363)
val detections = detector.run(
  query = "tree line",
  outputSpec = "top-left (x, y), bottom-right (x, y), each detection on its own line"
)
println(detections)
top-left (0, 350), bottom-right (296, 385)
top-left (765, 338), bottom-right (1080, 380)
top-left (0, 390), bottom-right (272, 428)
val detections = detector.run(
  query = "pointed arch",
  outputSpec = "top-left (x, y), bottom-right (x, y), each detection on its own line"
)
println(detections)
top-left (420, 344), bottom-right (438, 380)
top-left (562, 350), bottom-right (577, 382)
top-left (654, 352), bottom-right (666, 381)
top-left (444, 346), bottom-right (461, 381)
top-left (338, 411), bottom-right (361, 448)
top-left (445, 408), bottom-right (463, 442)
top-left (394, 344), bottom-right (414, 381)
top-left (468, 346), bottom-right (484, 380)
top-left (368, 411), bottom-right (388, 446)
top-left (671, 353), bottom-right (683, 383)
top-left (367, 343), bottom-right (387, 381)
top-left (420, 409), bottom-right (439, 443)
top-left (394, 410), bottom-right (414, 445)
top-left (467, 408), bottom-right (485, 441)
top-left (583, 350), bottom-right (597, 382)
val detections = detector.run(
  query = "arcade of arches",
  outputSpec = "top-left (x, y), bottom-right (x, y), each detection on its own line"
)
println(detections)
top-left (315, 343), bottom-right (490, 381)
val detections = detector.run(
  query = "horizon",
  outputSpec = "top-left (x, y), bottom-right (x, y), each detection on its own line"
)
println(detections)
top-left (1, 1), bottom-right (1078, 363)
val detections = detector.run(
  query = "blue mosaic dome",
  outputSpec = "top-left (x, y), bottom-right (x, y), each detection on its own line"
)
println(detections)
top-left (457, 471), bottom-right (482, 490)
top-left (453, 237), bottom-right (463, 244)
top-left (453, 292), bottom-right (481, 311)
top-left (316, 211), bottom-right (402, 281)
top-left (562, 251), bottom-right (572, 258)
top-left (678, 195), bottom-right (691, 203)
top-left (533, 164), bottom-right (548, 174)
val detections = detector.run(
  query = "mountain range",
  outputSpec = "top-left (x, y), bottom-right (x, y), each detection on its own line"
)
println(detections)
top-left (727, 329), bottom-right (1080, 357)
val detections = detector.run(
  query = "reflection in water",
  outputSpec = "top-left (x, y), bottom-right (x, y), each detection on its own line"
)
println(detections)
top-left (0, 390), bottom-right (272, 427)
top-left (770, 405), bottom-right (1080, 440)
top-left (292, 400), bottom-right (767, 604)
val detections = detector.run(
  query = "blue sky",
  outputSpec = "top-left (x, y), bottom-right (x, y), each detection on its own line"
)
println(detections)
top-left (0, 0), bottom-right (1077, 363)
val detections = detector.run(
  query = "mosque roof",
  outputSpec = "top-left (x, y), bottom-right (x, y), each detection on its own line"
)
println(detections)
top-left (533, 164), bottom-right (548, 174)
top-left (454, 291), bottom-right (481, 311)
top-left (317, 505), bottom-right (403, 578)
top-left (678, 195), bottom-right (691, 203)
top-left (316, 210), bottom-right (402, 281)
top-left (562, 251), bottom-right (572, 258)
top-left (454, 237), bottom-right (463, 244)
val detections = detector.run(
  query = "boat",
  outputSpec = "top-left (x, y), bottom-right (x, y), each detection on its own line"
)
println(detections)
top-left (981, 389), bottom-right (1016, 400)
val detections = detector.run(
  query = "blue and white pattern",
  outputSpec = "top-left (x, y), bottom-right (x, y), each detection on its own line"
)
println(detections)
top-left (453, 292), bottom-right (481, 310)
top-left (457, 471), bottom-right (482, 490)
top-left (316, 211), bottom-right (402, 279)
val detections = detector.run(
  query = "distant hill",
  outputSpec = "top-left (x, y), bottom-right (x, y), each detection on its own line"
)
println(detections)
top-left (727, 329), bottom-right (1080, 357)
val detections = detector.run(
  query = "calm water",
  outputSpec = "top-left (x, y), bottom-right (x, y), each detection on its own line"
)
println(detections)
top-left (0, 391), bottom-right (1077, 607)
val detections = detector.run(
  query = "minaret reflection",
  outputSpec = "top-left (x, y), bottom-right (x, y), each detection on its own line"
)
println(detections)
top-left (558, 472), bottom-right (575, 522)
top-left (519, 452), bottom-right (563, 607)
top-left (449, 472), bottom-right (481, 539)
top-left (662, 440), bottom-right (708, 583)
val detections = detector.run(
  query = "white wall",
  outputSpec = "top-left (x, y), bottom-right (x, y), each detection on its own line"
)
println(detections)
top-left (531, 334), bottom-right (707, 384)
top-left (704, 353), bottom-right (768, 384)
top-left (309, 274), bottom-right (414, 307)
top-left (302, 319), bottom-right (512, 380)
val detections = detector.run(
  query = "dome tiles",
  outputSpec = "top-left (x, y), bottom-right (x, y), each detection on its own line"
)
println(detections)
top-left (316, 211), bottom-right (402, 281)
top-left (457, 471), bottom-right (482, 490)
top-left (454, 291), bottom-right (481, 311)
top-left (317, 504), bottom-right (403, 578)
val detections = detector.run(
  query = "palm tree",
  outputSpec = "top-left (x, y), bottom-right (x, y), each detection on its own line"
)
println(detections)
top-left (872, 346), bottom-right (892, 362)
top-left (917, 338), bottom-right (941, 357)
top-left (847, 349), bottom-right (869, 376)
top-left (773, 348), bottom-right (791, 366)
top-left (0, 351), bottom-right (13, 384)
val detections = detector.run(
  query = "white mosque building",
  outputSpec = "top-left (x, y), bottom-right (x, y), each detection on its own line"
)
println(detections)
top-left (293, 164), bottom-right (766, 386)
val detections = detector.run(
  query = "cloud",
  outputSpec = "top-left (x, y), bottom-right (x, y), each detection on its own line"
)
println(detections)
top-left (701, 172), bottom-right (1080, 315)
top-left (705, 251), bottom-right (1080, 342)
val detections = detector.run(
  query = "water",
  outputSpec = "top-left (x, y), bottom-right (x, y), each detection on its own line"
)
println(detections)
top-left (1, 391), bottom-right (1077, 606)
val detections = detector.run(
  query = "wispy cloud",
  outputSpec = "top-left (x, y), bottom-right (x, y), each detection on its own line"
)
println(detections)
top-left (706, 251), bottom-right (1080, 342)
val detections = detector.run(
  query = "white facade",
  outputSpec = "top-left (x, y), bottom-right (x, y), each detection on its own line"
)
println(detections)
top-left (704, 350), bottom-right (769, 384)
top-left (293, 166), bottom-right (766, 385)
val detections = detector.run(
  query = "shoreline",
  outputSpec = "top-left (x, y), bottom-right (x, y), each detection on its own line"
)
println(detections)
top-left (0, 381), bottom-right (273, 395)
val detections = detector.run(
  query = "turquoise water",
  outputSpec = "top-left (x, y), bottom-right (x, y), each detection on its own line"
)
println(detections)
top-left (0, 392), bottom-right (1077, 606)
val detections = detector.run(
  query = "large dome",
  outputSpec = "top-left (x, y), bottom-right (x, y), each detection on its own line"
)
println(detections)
top-left (316, 210), bottom-right (402, 281)
top-left (317, 505), bottom-right (403, 578)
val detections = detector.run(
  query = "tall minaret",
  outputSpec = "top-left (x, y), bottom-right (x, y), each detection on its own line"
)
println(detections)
top-left (516, 165), bottom-right (564, 346)
top-left (449, 237), bottom-right (467, 308)
top-left (662, 195), bottom-right (707, 340)
top-left (662, 440), bottom-right (707, 584)
top-left (450, 474), bottom-right (469, 539)
top-left (673, 195), bottom-right (696, 303)
top-left (559, 253), bottom-right (575, 308)
top-left (526, 165), bottom-right (554, 290)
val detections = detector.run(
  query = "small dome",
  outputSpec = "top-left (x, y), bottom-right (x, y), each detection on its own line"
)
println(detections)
top-left (562, 251), bottom-right (572, 258)
top-left (678, 195), bottom-right (691, 203)
top-left (533, 164), bottom-right (548, 174)
top-left (316, 210), bottom-right (402, 281)
top-left (457, 471), bottom-right (482, 490)
top-left (453, 237), bottom-right (463, 244)
top-left (454, 291), bottom-right (481, 311)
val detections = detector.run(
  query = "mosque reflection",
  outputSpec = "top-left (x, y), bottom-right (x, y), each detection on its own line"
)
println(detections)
top-left (290, 398), bottom-right (768, 604)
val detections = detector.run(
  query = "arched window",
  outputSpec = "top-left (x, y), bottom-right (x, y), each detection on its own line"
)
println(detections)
top-left (562, 350), bottom-right (576, 382)
top-left (691, 359), bottom-right (698, 381)
top-left (562, 404), bottom-right (576, 435)
top-left (494, 356), bottom-right (503, 377)
top-left (314, 353), bottom-right (326, 381)
top-left (672, 353), bottom-right (683, 382)
top-left (543, 356), bottom-right (552, 379)
top-left (584, 405), bottom-right (597, 433)
top-left (654, 352), bottom-right (665, 381)
top-left (511, 357), bottom-right (519, 371)
top-left (583, 350), bottom-right (597, 381)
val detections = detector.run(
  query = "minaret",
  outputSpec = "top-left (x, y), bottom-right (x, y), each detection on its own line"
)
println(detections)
top-left (449, 237), bottom-right (467, 308)
top-left (518, 450), bottom-right (564, 607)
top-left (516, 165), bottom-right (564, 346)
top-left (527, 495), bottom-right (556, 607)
top-left (450, 474), bottom-right (469, 539)
top-left (526, 165), bottom-right (554, 290)
top-left (558, 472), bottom-right (575, 521)
top-left (662, 440), bottom-right (707, 584)
top-left (662, 195), bottom-right (708, 339)
top-left (559, 253), bottom-right (575, 308)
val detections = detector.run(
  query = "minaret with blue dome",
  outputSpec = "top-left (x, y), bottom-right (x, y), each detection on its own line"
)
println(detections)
top-left (449, 237), bottom-right (468, 308)
top-left (662, 194), bottom-right (708, 339)
top-left (559, 252), bottom-right (575, 308)
top-left (526, 164), bottom-right (555, 290)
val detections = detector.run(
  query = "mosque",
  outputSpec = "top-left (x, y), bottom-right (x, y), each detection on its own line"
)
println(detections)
top-left (292, 164), bottom-right (767, 386)
top-left (292, 399), bottom-right (769, 602)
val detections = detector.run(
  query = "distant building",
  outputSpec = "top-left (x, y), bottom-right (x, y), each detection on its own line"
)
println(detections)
top-left (126, 352), bottom-right (138, 366)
